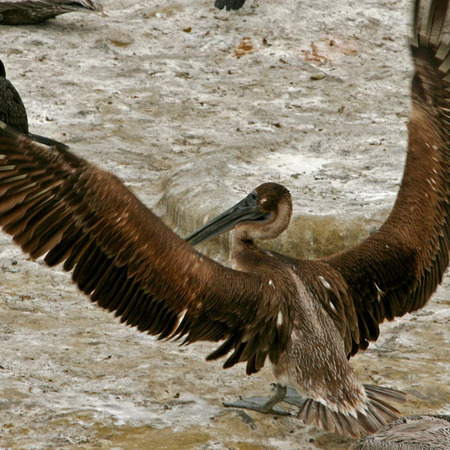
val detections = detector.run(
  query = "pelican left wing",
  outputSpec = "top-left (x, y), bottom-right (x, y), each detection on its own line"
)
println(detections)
top-left (0, 122), bottom-right (290, 374)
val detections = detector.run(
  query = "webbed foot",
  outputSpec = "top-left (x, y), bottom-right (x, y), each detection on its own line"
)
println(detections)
top-left (223, 383), bottom-right (291, 415)
top-left (284, 385), bottom-right (307, 407)
top-left (223, 396), bottom-right (290, 415)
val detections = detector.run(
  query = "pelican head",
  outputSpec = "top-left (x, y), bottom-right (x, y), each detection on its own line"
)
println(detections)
top-left (185, 182), bottom-right (293, 246)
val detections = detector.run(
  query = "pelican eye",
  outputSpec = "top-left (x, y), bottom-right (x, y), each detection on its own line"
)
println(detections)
top-left (254, 212), bottom-right (272, 222)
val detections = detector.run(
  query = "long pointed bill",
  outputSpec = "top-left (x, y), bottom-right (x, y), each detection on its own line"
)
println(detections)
top-left (185, 190), bottom-right (271, 246)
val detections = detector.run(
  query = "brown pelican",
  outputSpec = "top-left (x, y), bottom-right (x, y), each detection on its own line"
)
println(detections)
top-left (0, 0), bottom-right (102, 25)
top-left (215, 0), bottom-right (246, 11)
top-left (0, 59), bottom-right (68, 148)
top-left (0, 0), bottom-right (448, 438)
top-left (352, 415), bottom-right (450, 449)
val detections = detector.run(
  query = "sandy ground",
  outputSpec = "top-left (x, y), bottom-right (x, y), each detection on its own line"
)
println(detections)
top-left (0, 0), bottom-right (449, 448)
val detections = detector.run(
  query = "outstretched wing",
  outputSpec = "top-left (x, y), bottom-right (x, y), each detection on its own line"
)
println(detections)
top-left (214, 0), bottom-right (246, 12)
top-left (305, 0), bottom-right (450, 357)
top-left (0, 122), bottom-right (291, 374)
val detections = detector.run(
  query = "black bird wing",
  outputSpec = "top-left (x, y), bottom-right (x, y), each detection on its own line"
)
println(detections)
top-left (0, 63), bottom-right (29, 134)
top-left (302, 0), bottom-right (450, 357)
top-left (215, 0), bottom-right (246, 12)
top-left (0, 123), bottom-right (291, 375)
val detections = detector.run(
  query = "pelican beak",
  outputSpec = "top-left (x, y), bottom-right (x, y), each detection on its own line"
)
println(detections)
top-left (185, 190), bottom-right (270, 246)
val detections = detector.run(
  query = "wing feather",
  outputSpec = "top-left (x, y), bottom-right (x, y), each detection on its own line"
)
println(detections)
top-left (300, 0), bottom-right (450, 356)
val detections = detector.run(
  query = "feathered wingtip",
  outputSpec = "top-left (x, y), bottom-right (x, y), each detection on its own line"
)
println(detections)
top-left (297, 385), bottom-right (407, 437)
top-left (412, 0), bottom-right (448, 48)
top-left (411, 0), bottom-right (450, 66)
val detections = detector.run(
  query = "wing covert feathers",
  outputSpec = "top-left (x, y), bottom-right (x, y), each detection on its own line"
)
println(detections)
top-left (0, 122), bottom-right (290, 374)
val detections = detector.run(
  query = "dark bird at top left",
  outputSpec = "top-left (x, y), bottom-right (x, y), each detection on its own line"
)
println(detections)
top-left (0, 0), bottom-right (102, 25)
top-left (214, 0), bottom-right (247, 11)
top-left (0, 60), bottom-right (67, 148)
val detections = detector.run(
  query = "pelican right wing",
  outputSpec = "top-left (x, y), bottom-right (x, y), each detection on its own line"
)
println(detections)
top-left (0, 122), bottom-right (290, 375)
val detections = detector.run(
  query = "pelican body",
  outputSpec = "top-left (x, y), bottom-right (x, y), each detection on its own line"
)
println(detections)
top-left (214, 0), bottom-right (246, 11)
top-left (185, 182), bottom-right (409, 435)
top-left (0, 0), bottom-right (448, 438)
top-left (0, 0), bottom-right (102, 25)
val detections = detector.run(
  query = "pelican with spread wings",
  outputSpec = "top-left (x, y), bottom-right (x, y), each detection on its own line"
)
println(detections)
top-left (0, 0), bottom-right (448, 437)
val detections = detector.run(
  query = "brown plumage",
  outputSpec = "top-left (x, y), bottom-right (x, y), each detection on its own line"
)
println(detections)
top-left (352, 415), bottom-right (450, 449)
top-left (0, 0), bottom-right (448, 438)
top-left (0, 59), bottom-right (28, 134)
top-left (0, 0), bottom-right (102, 25)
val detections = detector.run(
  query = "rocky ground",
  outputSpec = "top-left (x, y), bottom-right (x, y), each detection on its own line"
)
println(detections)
top-left (0, 0), bottom-right (448, 448)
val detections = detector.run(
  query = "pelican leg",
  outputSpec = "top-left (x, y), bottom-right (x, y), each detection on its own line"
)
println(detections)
top-left (223, 383), bottom-right (291, 415)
